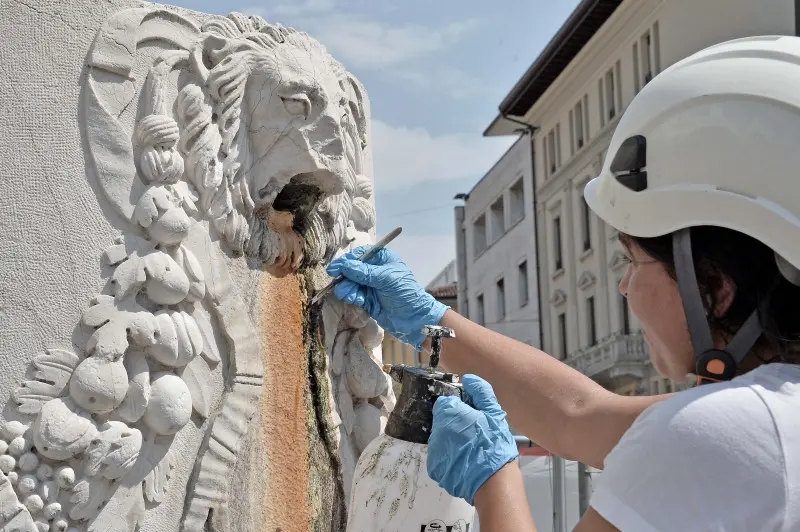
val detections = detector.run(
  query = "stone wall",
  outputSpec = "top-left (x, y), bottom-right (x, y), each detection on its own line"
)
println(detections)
top-left (0, 1), bottom-right (392, 530)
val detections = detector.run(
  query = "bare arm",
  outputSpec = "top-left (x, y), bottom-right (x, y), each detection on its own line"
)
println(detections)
top-left (473, 462), bottom-right (537, 531)
top-left (429, 310), bottom-right (668, 468)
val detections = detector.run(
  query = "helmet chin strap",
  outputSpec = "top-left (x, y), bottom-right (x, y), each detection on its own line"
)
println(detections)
top-left (672, 229), bottom-right (762, 385)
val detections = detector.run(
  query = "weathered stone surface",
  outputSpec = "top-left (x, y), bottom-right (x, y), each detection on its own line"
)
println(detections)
top-left (0, 1), bottom-right (393, 530)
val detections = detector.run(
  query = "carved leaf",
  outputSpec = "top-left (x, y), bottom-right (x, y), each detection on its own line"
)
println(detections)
top-left (70, 476), bottom-right (112, 521)
top-left (190, 305), bottom-right (221, 364)
top-left (86, 422), bottom-right (143, 480)
top-left (88, 482), bottom-right (145, 532)
top-left (13, 349), bottom-right (80, 415)
top-left (331, 331), bottom-right (350, 377)
top-left (141, 439), bottom-right (176, 504)
top-left (180, 355), bottom-right (213, 418)
top-left (82, 296), bottom-right (158, 360)
top-left (108, 252), bottom-right (147, 301)
top-left (175, 244), bottom-right (206, 302)
top-left (110, 250), bottom-right (191, 305)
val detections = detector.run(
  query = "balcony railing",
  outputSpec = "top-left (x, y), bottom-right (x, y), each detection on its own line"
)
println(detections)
top-left (566, 332), bottom-right (649, 379)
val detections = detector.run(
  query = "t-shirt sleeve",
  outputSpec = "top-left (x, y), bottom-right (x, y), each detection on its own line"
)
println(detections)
top-left (589, 383), bottom-right (786, 532)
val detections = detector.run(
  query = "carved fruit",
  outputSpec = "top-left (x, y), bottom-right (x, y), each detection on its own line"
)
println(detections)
top-left (149, 206), bottom-right (192, 246)
top-left (148, 311), bottom-right (203, 367)
top-left (32, 398), bottom-right (97, 461)
top-left (69, 357), bottom-right (129, 414)
top-left (143, 373), bottom-right (192, 435)
top-left (141, 251), bottom-right (191, 305)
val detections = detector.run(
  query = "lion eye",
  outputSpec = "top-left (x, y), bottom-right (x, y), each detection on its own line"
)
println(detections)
top-left (280, 94), bottom-right (311, 120)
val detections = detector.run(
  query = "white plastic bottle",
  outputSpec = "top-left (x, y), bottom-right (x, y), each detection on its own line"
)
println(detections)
top-left (346, 365), bottom-right (475, 532)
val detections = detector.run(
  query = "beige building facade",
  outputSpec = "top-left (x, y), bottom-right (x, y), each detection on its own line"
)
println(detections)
top-left (486, 0), bottom-right (799, 395)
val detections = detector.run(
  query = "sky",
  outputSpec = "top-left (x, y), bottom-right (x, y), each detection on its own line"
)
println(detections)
top-left (171, 0), bottom-right (582, 285)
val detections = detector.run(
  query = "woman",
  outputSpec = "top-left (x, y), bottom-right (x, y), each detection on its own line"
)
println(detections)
top-left (327, 36), bottom-right (800, 531)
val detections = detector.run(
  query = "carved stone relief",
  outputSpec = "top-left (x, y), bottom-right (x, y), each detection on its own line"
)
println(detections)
top-left (0, 5), bottom-right (391, 531)
top-left (577, 271), bottom-right (597, 291)
top-left (550, 289), bottom-right (568, 307)
top-left (608, 250), bottom-right (629, 272)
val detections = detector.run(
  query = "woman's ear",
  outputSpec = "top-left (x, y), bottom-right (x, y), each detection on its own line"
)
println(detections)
top-left (712, 275), bottom-right (737, 318)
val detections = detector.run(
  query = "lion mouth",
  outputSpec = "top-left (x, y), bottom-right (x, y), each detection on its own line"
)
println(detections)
top-left (270, 173), bottom-right (327, 235)
top-left (252, 171), bottom-right (337, 276)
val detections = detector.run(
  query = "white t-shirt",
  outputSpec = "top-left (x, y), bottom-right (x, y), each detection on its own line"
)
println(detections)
top-left (591, 363), bottom-right (800, 532)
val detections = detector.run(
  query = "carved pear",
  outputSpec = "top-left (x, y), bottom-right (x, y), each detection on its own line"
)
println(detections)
top-left (32, 398), bottom-right (97, 461)
top-left (143, 373), bottom-right (192, 435)
top-left (69, 357), bottom-right (129, 414)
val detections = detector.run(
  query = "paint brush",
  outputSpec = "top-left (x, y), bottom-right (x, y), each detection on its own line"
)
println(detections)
top-left (310, 226), bottom-right (403, 306)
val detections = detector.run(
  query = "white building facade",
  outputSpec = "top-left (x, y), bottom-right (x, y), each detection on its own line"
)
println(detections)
top-left (455, 135), bottom-right (541, 348)
top-left (485, 0), bottom-right (799, 395)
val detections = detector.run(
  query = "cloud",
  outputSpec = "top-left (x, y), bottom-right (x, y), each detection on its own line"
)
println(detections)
top-left (272, 0), bottom-right (334, 16)
top-left (389, 65), bottom-right (488, 100)
top-left (236, 5), bottom-right (478, 70)
top-left (370, 119), bottom-right (513, 192)
top-left (308, 16), bottom-right (479, 70)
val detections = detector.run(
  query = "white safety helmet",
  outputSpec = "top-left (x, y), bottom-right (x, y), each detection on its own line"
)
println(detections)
top-left (584, 35), bottom-right (800, 384)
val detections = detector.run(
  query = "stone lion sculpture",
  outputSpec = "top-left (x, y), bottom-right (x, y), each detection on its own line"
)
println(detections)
top-left (0, 8), bottom-right (390, 532)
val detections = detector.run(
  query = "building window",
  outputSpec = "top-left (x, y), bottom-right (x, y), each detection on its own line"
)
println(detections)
top-left (476, 294), bottom-right (485, 326)
top-left (558, 312), bottom-right (568, 359)
top-left (633, 42), bottom-right (641, 93)
top-left (547, 129), bottom-right (557, 175)
top-left (542, 137), bottom-right (549, 180)
top-left (605, 68), bottom-right (616, 120)
top-left (640, 24), bottom-right (660, 87)
top-left (518, 261), bottom-right (529, 307)
top-left (555, 123), bottom-right (562, 167)
top-left (490, 197), bottom-right (505, 241)
top-left (473, 214), bottom-right (487, 257)
top-left (598, 78), bottom-right (605, 127)
top-left (615, 60), bottom-right (622, 111)
top-left (583, 94), bottom-right (590, 141)
top-left (586, 296), bottom-right (597, 346)
top-left (574, 100), bottom-right (585, 150)
top-left (581, 196), bottom-right (592, 251)
top-left (641, 30), bottom-right (653, 85)
top-left (509, 178), bottom-right (524, 225)
top-left (653, 21), bottom-right (661, 73)
top-left (496, 278), bottom-right (506, 321)
top-left (620, 293), bottom-right (630, 334)
top-left (569, 109), bottom-right (575, 156)
top-left (553, 216), bottom-right (563, 271)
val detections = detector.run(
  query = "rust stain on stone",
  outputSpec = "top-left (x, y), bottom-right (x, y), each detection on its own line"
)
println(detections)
top-left (259, 272), bottom-right (312, 531)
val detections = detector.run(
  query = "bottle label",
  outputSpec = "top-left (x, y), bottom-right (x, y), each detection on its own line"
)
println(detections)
top-left (420, 519), bottom-right (471, 532)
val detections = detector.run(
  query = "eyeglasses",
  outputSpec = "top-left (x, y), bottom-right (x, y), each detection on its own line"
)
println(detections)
top-left (621, 255), bottom-right (659, 267)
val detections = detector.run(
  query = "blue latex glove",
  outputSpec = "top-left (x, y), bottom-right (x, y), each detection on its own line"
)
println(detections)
top-left (427, 374), bottom-right (519, 505)
top-left (326, 246), bottom-right (448, 350)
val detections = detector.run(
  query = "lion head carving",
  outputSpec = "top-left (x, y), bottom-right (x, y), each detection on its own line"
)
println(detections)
top-left (161, 13), bottom-right (374, 276)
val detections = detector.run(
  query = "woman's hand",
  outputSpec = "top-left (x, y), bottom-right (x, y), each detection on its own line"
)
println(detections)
top-left (326, 246), bottom-right (448, 350)
top-left (426, 374), bottom-right (519, 505)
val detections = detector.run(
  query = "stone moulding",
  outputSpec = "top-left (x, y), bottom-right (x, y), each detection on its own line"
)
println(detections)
top-left (0, 6), bottom-right (392, 532)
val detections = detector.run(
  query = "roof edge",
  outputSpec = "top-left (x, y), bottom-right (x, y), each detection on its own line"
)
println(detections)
top-left (498, 0), bottom-right (623, 117)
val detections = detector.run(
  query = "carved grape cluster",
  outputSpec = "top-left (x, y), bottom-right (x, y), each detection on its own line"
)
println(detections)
top-left (0, 421), bottom-right (78, 532)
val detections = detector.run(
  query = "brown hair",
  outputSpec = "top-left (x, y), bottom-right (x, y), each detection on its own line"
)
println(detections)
top-left (621, 226), bottom-right (800, 363)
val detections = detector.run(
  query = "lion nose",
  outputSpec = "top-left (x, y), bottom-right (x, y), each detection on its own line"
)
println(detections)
top-left (315, 115), bottom-right (345, 157)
